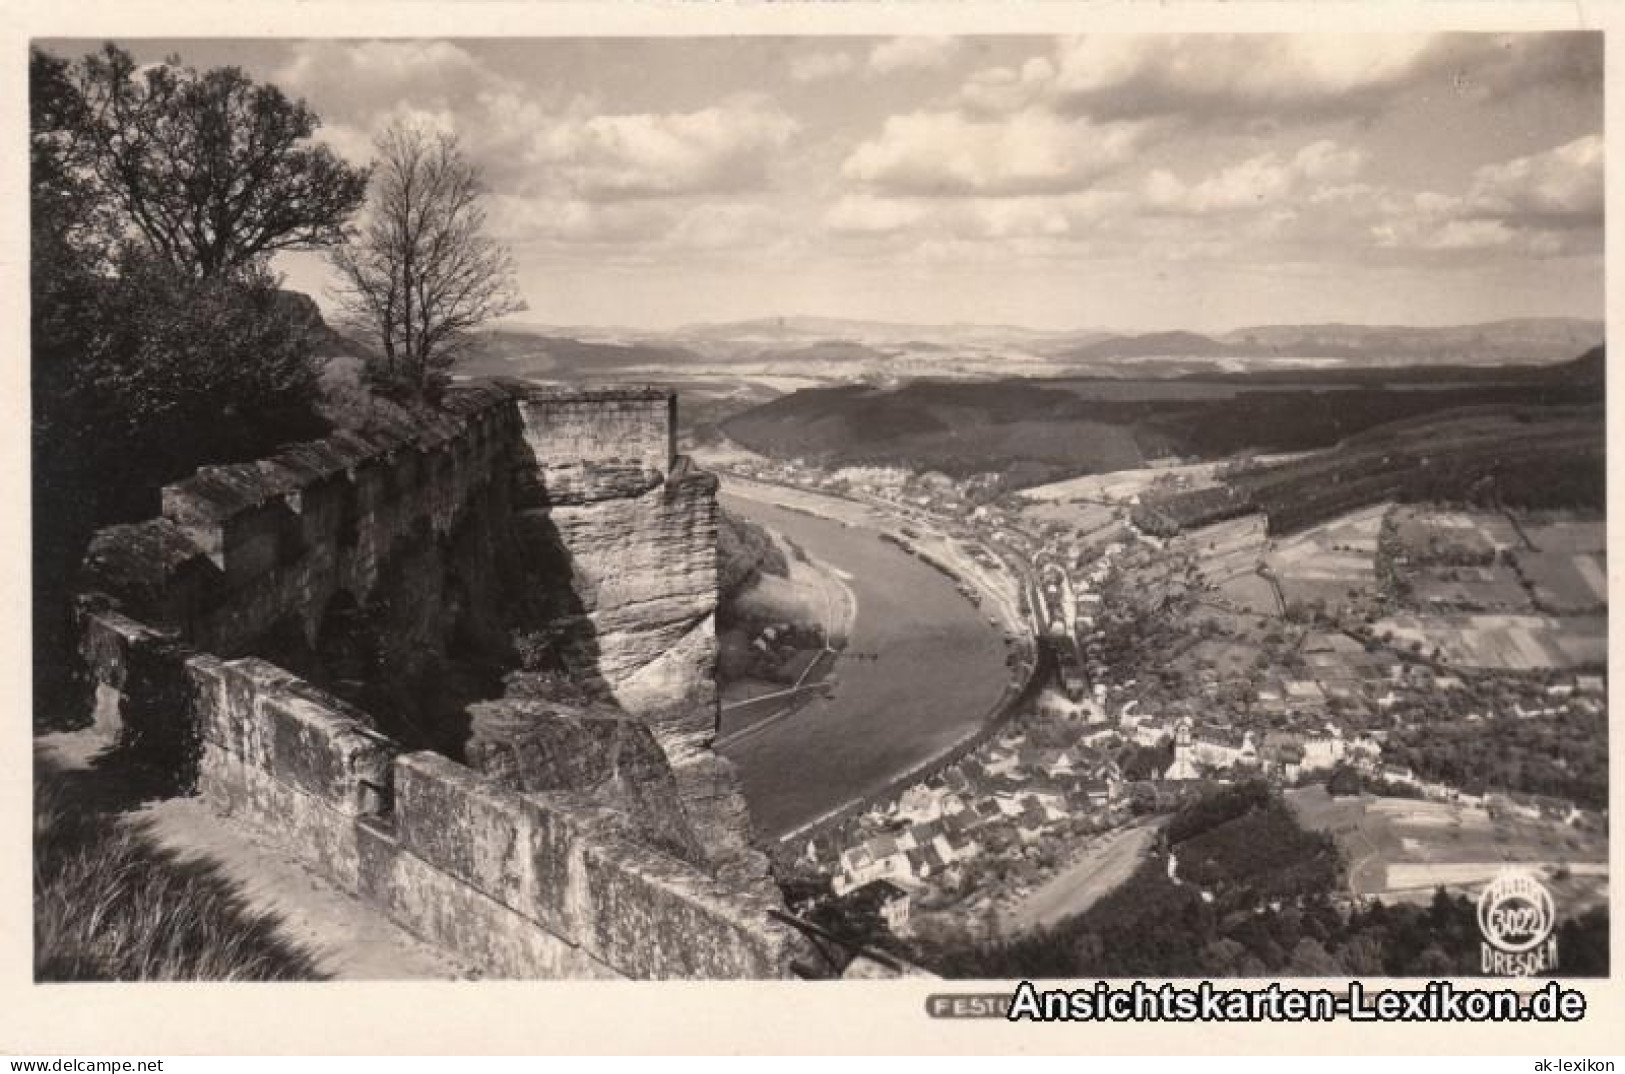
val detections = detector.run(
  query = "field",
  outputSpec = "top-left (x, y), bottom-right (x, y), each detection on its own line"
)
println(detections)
top-left (1410, 565), bottom-right (1533, 611)
top-left (1392, 507), bottom-right (1524, 561)
top-left (1518, 551), bottom-right (1608, 612)
top-left (1017, 499), bottom-right (1121, 532)
top-left (1287, 787), bottom-right (1608, 915)
top-left (1188, 514), bottom-right (1269, 586)
top-left (1523, 517), bottom-right (1608, 554)
top-left (1262, 503), bottom-right (1386, 613)
top-left (1019, 461), bottom-right (1223, 504)
top-left (1374, 612), bottom-right (1607, 670)
top-left (1215, 574), bottom-right (1280, 615)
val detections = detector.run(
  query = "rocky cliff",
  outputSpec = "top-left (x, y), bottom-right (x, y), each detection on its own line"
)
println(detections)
top-left (498, 387), bottom-right (766, 884)
top-left (79, 381), bottom-right (771, 903)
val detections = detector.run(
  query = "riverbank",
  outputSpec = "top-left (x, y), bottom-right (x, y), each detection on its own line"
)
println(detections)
top-left (718, 483), bottom-right (1017, 839)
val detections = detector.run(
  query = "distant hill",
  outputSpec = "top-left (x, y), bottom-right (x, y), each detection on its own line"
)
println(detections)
top-left (452, 329), bottom-right (707, 379)
top-left (721, 346), bottom-right (1604, 492)
top-left (1055, 318), bottom-right (1603, 368)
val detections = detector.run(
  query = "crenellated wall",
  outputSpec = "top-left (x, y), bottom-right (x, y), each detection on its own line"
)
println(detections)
top-left (74, 381), bottom-right (807, 979)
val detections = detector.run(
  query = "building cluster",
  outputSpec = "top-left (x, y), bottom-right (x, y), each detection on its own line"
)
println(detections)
top-left (813, 724), bottom-right (1128, 906)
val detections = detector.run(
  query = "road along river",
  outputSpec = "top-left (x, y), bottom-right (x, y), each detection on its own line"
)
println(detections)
top-left (717, 484), bottom-right (1012, 840)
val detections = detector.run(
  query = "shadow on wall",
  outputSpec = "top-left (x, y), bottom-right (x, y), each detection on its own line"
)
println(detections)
top-left (501, 433), bottom-right (612, 707)
top-left (241, 431), bottom-right (615, 768)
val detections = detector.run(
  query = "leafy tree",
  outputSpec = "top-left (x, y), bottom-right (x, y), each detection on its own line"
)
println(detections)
top-left (30, 44), bottom-right (342, 718)
top-left (64, 43), bottom-right (368, 278)
top-left (329, 123), bottom-right (525, 396)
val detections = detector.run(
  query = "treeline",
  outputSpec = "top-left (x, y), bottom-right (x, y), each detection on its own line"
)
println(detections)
top-left (1132, 486), bottom-right (1256, 537)
top-left (722, 364), bottom-right (1603, 493)
top-left (717, 509), bottom-right (789, 600)
top-left (916, 780), bottom-right (1609, 977)
top-left (1228, 405), bottom-right (1604, 536)
top-left (1385, 712), bottom-right (1609, 811)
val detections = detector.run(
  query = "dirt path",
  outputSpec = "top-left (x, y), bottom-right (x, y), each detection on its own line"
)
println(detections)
top-left (35, 731), bottom-right (470, 981)
top-left (1000, 821), bottom-right (1161, 935)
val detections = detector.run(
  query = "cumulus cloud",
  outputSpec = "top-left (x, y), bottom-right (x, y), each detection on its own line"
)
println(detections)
top-left (791, 50), bottom-right (857, 83)
top-left (868, 36), bottom-right (962, 75)
top-left (842, 109), bottom-right (1145, 196)
top-left (532, 96), bottom-right (798, 200)
top-left (276, 40), bottom-right (498, 127)
top-left (955, 33), bottom-right (1601, 124)
top-left (1463, 133), bottom-right (1603, 222)
top-left (1144, 140), bottom-right (1365, 215)
top-left (1372, 134), bottom-right (1602, 255)
top-left (824, 194), bottom-right (929, 235)
top-left (824, 190), bottom-right (1125, 243)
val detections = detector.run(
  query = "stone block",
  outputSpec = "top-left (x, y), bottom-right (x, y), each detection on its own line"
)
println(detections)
top-left (190, 656), bottom-right (396, 816)
top-left (576, 830), bottom-right (802, 979)
top-left (199, 742), bottom-right (363, 890)
top-left (391, 751), bottom-right (588, 941)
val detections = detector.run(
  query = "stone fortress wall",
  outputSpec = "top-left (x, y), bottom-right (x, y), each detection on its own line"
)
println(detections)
top-left (74, 382), bottom-right (810, 979)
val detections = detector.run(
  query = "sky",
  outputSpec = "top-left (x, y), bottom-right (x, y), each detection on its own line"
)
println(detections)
top-left (60, 34), bottom-right (1606, 333)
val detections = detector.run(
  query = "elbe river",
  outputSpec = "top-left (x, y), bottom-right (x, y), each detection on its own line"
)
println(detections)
top-left (717, 489), bottom-right (1010, 840)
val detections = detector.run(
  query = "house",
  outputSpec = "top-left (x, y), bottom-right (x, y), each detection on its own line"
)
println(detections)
top-left (1300, 726), bottom-right (1345, 772)
top-left (896, 784), bottom-right (944, 823)
top-left (1016, 801), bottom-right (1050, 843)
top-left (1079, 780), bottom-right (1111, 808)
top-left (1381, 765), bottom-right (1416, 786)
top-left (994, 793), bottom-right (1026, 818)
top-left (904, 844), bottom-right (947, 882)
top-left (837, 879), bottom-right (912, 933)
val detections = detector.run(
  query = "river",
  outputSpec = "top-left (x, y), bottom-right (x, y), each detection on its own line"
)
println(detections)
top-left (717, 486), bottom-right (1011, 840)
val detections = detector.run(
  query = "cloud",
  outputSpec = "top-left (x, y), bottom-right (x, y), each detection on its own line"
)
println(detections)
top-left (791, 50), bottom-right (857, 83)
top-left (868, 36), bottom-right (962, 75)
top-left (283, 42), bottom-right (799, 204)
top-left (1144, 140), bottom-right (1365, 215)
top-left (955, 33), bottom-right (1601, 124)
top-left (824, 194), bottom-right (929, 235)
top-left (1463, 133), bottom-right (1603, 222)
top-left (842, 109), bottom-right (1145, 196)
top-left (487, 193), bottom-right (786, 253)
top-left (532, 95), bottom-right (798, 200)
top-left (824, 190), bottom-right (1125, 243)
top-left (1372, 135), bottom-right (1602, 255)
top-left (276, 40), bottom-right (497, 126)
top-left (957, 57), bottom-right (1056, 114)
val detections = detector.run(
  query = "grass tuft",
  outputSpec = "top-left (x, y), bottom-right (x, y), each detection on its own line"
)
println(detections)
top-left (34, 777), bottom-right (325, 982)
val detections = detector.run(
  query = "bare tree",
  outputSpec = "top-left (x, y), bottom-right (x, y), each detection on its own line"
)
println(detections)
top-left (328, 124), bottom-right (526, 396)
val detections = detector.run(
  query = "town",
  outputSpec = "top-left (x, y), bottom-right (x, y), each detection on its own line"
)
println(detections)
top-left (707, 445), bottom-right (1609, 952)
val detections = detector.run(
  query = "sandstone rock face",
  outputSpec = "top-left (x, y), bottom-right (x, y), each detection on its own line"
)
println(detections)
top-left (510, 388), bottom-right (766, 884)
top-left (78, 380), bottom-right (779, 956)
top-left (464, 696), bottom-right (707, 865)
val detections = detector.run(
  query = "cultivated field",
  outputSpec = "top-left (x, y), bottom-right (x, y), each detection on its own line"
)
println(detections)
top-left (1518, 551), bottom-right (1608, 612)
top-left (1410, 565), bottom-right (1532, 612)
top-left (1262, 503), bottom-right (1387, 612)
top-left (1018, 461), bottom-right (1224, 505)
top-left (1392, 507), bottom-right (1523, 561)
top-left (1287, 786), bottom-right (1608, 914)
top-left (1374, 613), bottom-right (1607, 670)
top-left (1187, 513), bottom-right (1269, 585)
